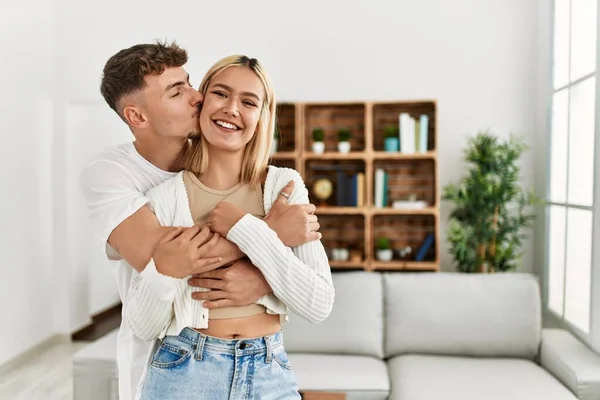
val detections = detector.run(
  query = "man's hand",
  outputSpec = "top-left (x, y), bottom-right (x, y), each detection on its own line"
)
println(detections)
top-left (206, 202), bottom-right (246, 237)
top-left (153, 226), bottom-right (223, 278)
top-left (188, 258), bottom-right (271, 308)
top-left (265, 180), bottom-right (321, 247)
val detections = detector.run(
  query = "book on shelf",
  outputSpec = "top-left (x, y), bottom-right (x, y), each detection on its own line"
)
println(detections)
top-left (414, 233), bottom-right (435, 261)
top-left (419, 114), bottom-right (429, 152)
top-left (398, 112), bottom-right (429, 153)
top-left (374, 168), bottom-right (388, 207)
top-left (335, 169), bottom-right (365, 207)
top-left (357, 172), bottom-right (364, 207)
top-left (399, 113), bottom-right (415, 153)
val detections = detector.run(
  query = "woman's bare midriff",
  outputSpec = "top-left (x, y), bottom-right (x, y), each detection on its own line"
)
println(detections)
top-left (195, 312), bottom-right (281, 339)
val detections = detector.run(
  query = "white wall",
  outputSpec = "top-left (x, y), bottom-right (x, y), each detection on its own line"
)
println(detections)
top-left (65, 104), bottom-right (129, 316)
top-left (0, 0), bottom-right (551, 365)
top-left (0, 0), bottom-right (58, 365)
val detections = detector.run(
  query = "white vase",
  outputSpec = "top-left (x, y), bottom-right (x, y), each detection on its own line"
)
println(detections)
top-left (338, 141), bottom-right (351, 153)
top-left (376, 249), bottom-right (393, 262)
top-left (270, 138), bottom-right (278, 156)
top-left (312, 141), bottom-right (325, 154)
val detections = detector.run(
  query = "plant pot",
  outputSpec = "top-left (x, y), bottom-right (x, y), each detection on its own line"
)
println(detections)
top-left (312, 141), bottom-right (325, 154)
top-left (376, 249), bottom-right (393, 262)
top-left (331, 248), bottom-right (349, 261)
top-left (270, 138), bottom-right (278, 156)
top-left (338, 141), bottom-right (351, 153)
top-left (384, 137), bottom-right (399, 152)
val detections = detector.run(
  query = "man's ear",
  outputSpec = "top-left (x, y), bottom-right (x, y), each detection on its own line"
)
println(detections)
top-left (122, 105), bottom-right (148, 128)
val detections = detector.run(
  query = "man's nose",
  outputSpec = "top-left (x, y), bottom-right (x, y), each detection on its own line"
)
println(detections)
top-left (190, 90), bottom-right (203, 107)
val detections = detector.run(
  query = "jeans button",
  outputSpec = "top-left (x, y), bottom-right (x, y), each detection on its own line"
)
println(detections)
top-left (239, 342), bottom-right (246, 350)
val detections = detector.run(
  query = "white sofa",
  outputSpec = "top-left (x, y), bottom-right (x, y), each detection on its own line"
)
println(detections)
top-left (73, 271), bottom-right (600, 399)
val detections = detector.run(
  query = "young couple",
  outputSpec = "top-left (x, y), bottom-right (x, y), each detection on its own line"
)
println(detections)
top-left (81, 41), bottom-right (334, 400)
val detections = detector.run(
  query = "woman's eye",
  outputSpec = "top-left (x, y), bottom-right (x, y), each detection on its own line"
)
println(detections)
top-left (243, 100), bottom-right (256, 107)
top-left (212, 91), bottom-right (227, 97)
top-left (171, 91), bottom-right (181, 98)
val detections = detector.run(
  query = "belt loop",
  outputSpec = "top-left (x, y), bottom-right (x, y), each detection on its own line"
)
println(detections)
top-left (195, 334), bottom-right (206, 361)
top-left (265, 335), bottom-right (272, 364)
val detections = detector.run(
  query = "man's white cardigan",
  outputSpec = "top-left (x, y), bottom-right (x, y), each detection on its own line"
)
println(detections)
top-left (124, 166), bottom-right (335, 341)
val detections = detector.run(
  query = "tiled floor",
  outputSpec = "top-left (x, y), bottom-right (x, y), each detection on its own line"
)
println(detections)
top-left (0, 340), bottom-right (88, 400)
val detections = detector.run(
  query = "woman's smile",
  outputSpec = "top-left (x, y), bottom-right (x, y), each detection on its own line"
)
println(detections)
top-left (213, 119), bottom-right (242, 133)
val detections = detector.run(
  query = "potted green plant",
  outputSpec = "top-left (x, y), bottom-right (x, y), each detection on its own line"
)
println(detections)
top-left (337, 128), bottom-right (351, 153)
top-left (312, 128), bottom-right (325, 154)
top-left (375, 237), bottom-right (393, 262)
top-left (383, 125), bottom-right (399, 152)
top-left (442, 131), bottom-right (543, 273)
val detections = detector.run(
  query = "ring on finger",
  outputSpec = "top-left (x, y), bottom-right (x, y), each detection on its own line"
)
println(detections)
top-left (279, 192), bottom-right (290, 202)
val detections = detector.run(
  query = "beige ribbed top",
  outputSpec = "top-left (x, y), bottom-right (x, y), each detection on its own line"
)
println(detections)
top-left (182, 171), bottom-right (267, 320)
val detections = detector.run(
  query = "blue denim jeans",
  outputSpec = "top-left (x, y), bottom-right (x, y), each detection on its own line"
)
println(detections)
top-left (140, 327), bottom-right (301, 400)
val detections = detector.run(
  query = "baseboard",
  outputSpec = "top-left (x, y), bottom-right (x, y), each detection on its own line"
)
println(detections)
top-left (71, 302), bottom-right (122, 342)
top-left (0, 334), bottom-right (70, 376)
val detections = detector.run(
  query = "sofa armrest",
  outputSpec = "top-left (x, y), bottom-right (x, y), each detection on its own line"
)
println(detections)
top-left (540, 328), bottom-right (600, 400)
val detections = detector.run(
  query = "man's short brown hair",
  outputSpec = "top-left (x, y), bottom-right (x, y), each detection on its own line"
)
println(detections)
top-left (100, 40), bottom-right (188, 119)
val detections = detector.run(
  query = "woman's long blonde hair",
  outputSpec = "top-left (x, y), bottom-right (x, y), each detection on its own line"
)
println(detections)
top-left (184, 55), bottom-right (276, 187)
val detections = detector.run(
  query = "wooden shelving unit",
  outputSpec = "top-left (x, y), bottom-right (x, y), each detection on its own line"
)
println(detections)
top-left (271, 100), bottom-right (439, 272)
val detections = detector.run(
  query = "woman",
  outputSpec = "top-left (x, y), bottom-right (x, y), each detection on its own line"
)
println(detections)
top-left (126, 55), bottom-right (334, 400)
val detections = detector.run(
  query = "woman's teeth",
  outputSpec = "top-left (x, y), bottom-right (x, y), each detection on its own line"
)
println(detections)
top-left (215, 120), bottom-right (238, 130)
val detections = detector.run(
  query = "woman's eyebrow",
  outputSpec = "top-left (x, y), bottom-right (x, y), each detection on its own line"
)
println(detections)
top-left (212, 83), bottom-right (261, 102)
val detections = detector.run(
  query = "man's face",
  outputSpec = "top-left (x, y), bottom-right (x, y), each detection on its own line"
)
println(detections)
top-left (141, 67), bottom-right (202, 139)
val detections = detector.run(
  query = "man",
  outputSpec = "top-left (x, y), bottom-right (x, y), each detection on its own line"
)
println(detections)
top-left (80, 40), bottom-right (320, 400)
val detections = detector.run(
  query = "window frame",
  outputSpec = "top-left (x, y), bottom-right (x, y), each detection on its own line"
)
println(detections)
top-left (544, 0), bottom-right (600, 351)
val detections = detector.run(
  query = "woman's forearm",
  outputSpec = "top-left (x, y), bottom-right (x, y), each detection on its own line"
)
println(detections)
top-left (227, 214), bottom-right (334, 323)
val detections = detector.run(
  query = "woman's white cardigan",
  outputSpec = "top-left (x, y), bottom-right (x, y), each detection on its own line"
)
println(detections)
top-left (124, 166), bottom-right (335, 341)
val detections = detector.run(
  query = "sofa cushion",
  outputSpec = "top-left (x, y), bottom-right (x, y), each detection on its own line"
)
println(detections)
top-left (284, 271), bottom-right (384, 358)
top-left (288, 354), bottom-right (389, 400)
top-left (72, 329), bottom-right (119, 400)
top-left (384, 272), bottom-right (541, 359)
top-left (388, 354), bottom-right (577, 400)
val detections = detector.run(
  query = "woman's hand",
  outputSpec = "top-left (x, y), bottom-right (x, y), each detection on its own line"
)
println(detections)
top-left (206, 202), bottom-right (246, 236)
